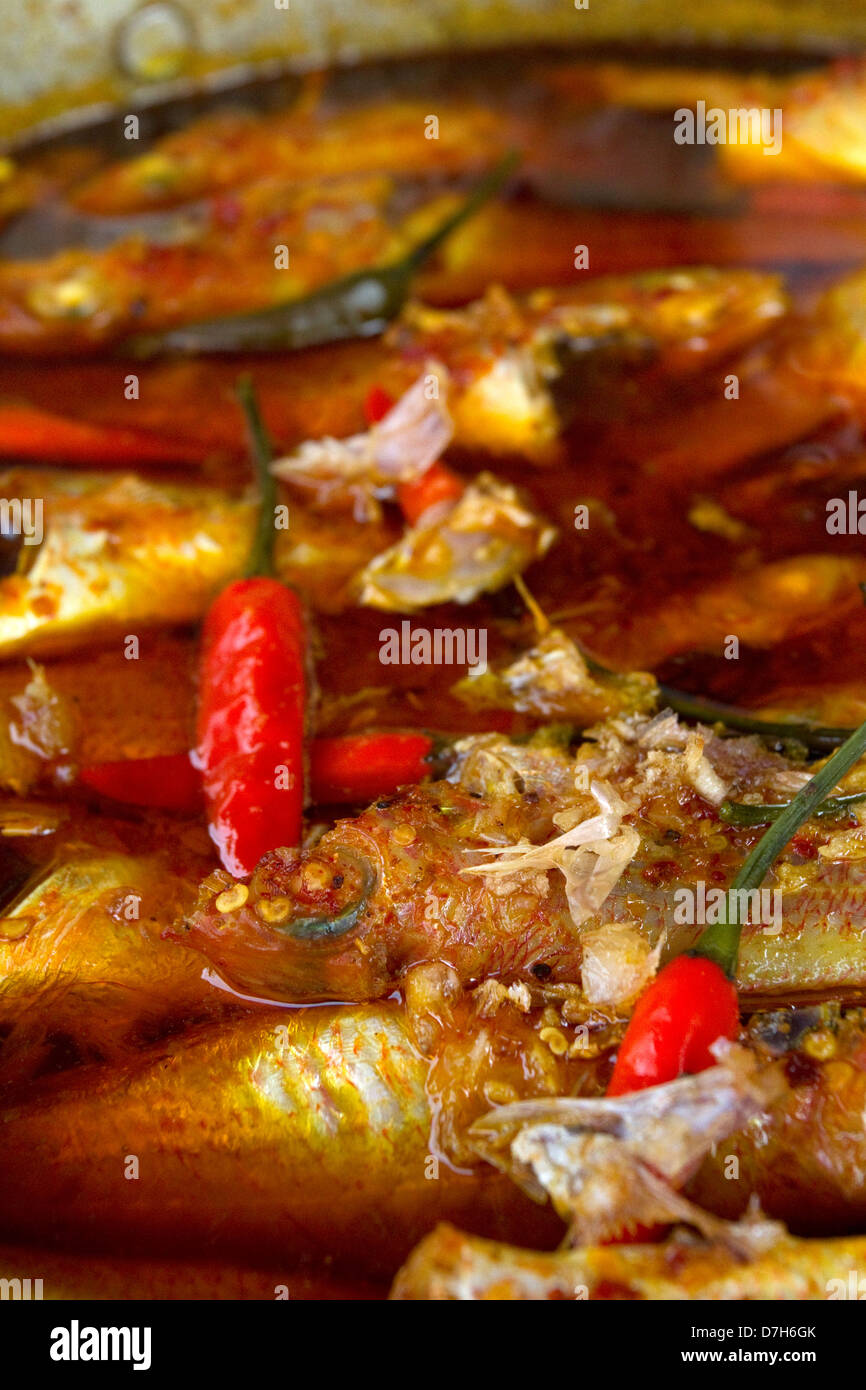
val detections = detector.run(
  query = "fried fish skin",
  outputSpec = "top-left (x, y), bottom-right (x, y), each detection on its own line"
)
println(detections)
top-left (0, 1004), bottom-right (560, 1273)
top-left (391, 1222), bottom-right (866, 1300)
top-left (0, 469), bottom-right (252, 660)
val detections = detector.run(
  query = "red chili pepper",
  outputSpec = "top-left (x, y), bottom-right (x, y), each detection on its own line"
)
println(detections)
top-left (196, 576), bottom-right (307, 877)
top-left (310, 731), bottom-right (433, 803)
top-left (79, 752), bottom-right (203, 812)
top-left (604, 1224), bottom-right (667, 1245)
top-left (80, 731), bottom-right (435, 813)
top-left (0, 403), bottom-right (205, 466)
top-left (363, 384), bottom-right (395, 425)
top-left (606, 955), bottom-right (739, 1097)
top-left (195, 379), bottom-right (307, 878)
top-left (396, 461), bottom-right (465, 526)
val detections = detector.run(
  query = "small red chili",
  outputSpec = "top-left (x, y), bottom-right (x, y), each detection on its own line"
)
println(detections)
top-left (196, 575), bottom-right (306, 877)
top-left (0, 403), bottom-right (204, 466)
top-left (195, 379), bottom-right (307, 878)
top-left (396, 461), bottom-right (465, 525)
top-left (606, 954), bottom-right (739, 1096)
top-left (362, 384), bottom-right (395, 424)
top-left (310, 731), bottom-right (433, 803)
top-left (80, 731), bottom-right (437, 815)
top-left (79, 752), bottom-right (203, 812)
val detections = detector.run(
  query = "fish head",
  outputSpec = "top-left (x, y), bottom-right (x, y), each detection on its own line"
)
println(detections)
top-left (180, 842), bottom-right (389, 1003)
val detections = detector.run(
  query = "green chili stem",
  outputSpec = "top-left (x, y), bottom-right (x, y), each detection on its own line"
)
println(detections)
top-left (236, 377), bottom-right (278, 580)
top-left (695, 715), bottom-right (866, 976)
top-left (720, 791), bottom-right (866, 827)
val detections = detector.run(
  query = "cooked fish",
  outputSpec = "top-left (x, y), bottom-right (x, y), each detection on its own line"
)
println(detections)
top-left (393, 1007), bottom-right (866, 1297)
top-left (0, 1004), bottom-right (563, 1272)
top-left (0, 1241), bottom-right (383, 1300)
top-left (183, 717), bottom-right (866, 1005)
top-left (455, 627), bottom-right (658, 723)
top-left (357, 473), bottom-right (557, 611)
top-left (690, 1006), bottom-right (866, 1232)
top-left (391, 1222), bottom-right (866, 1299)
top-left (0, 853), bottom-right (221, 1089)
top-left (0, 469), bottom-right (253, 659)
top-left (389, 269), bottom-right (787, 461)
top-left (72, 99), bottom-right (514, 216)
top-left (0, 178), bottom-right (462, 354)
top-left (718, 60), bottom-right (866, 185)
top-left (4, 861), bottom-right (866, 1247)
top-left (607, 553), bottom-right (866, 671)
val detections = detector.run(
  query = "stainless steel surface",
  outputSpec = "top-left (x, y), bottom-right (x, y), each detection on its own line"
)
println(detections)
top-left (0, 0), bottom-right (863, 143)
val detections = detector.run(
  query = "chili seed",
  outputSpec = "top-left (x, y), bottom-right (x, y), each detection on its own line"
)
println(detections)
top-left (801, 1027), bottom-right (837, 1061)
top-left (539, 1026), bottom-right (569, 1056)
top-left (257, 895), bottom-right (293, 924)
top-left (215, 883), bottom-right (249, 913)
top-left (302, 861), bottom-right (334, 893)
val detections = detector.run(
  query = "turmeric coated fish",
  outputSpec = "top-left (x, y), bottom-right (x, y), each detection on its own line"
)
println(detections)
top-left (3, 984), bottom-right (866, 1273)
top-left (72, 98), bottom-right (514, 216)
top-left (690, 1005), bottom-right (866, 1232)
top-left (391, 1223), bottom-right (866, 1299)
top-left (0, 852), bottom-right (222, 1091)
top-left (392, 1023), bottom-right (866, 1299)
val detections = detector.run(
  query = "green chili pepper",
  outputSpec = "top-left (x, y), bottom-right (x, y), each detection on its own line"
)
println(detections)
top-left (582, 642), bottom-right (851, 754)
top-left (656, 684), bottom-right (852, 755)
top-left (236, 376), bottom-right (278, 580)
top-left (126, 152), bottom-right (518, 358)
